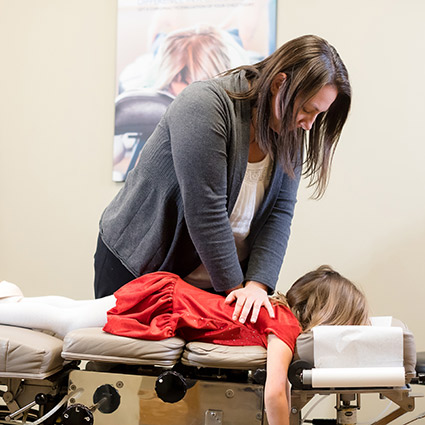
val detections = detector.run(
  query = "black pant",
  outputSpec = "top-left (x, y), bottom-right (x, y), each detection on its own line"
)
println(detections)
top-left (93, 235), bottom-right (136, 298)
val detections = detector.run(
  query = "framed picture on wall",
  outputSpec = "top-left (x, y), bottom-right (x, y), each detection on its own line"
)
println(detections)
top-left (112, 0), bottom-right (277, 182)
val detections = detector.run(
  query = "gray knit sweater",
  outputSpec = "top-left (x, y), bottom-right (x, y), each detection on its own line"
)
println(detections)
top-left (99, 71), bottom-right (301, 292)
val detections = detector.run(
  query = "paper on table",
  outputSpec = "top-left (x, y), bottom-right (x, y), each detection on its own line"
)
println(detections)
top-left (313, 325), bottom-right (403, 368)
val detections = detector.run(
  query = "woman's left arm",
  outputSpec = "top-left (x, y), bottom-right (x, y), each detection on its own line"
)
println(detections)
top-left (265, 334), bottom-right (293, 425)
top-left (245, 168), bottom-right (302, 290)
top-left (225, 168), bottom-right (302, 323)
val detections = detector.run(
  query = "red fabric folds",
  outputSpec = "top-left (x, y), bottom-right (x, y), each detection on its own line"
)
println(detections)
top-left (103, 272), bottom-right (301, 351)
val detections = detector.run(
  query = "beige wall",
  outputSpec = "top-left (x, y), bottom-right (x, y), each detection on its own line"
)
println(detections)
top-left (1, 1), bottom-right (425, 420)
top-left (276, 1), bottom-right (425, 422)
top-left (0, 0), bottom-right (119, 299)
top-left (277, 0), bottom-right (425, 338)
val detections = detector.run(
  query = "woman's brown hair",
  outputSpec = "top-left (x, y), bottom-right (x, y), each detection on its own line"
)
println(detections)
top-left (227, 34), bottom-right (351, 198)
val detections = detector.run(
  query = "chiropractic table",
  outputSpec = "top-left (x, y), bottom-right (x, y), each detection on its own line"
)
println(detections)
top-left (0, 317), bottom-right (423, 425)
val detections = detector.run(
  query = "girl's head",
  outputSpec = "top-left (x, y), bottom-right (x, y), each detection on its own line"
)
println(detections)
top-left (229, 34), bottom-right (351, 198)
top-left (285, 265), bottom-right (369, 332)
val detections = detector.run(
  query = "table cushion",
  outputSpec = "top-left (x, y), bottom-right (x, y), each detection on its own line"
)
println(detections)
top-left (0, 325), bottom-right (63, 379)
top-left (62, 327), bottom-right (185, 367)
top-left (182, 342), bottom-right (267, 369)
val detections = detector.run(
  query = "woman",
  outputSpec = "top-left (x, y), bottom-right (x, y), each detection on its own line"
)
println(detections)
top-left (95, 34), bottom-right (351, 325)
top-left (0, 266), bottom-right (368, 425)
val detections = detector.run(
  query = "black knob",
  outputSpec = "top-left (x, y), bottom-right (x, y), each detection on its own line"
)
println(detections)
top-left (288, 360), bottom-right (313, 390)
top-left (62, 403), bottom-right (94, 425)
top-left (253, 368), bottom-right (267, 385)
top-left (34, 393), bottom-right (48, 405)
top-left (155, 370), bottom-right (187, 403)
top-left (93, 384), bottom-right (121, 414)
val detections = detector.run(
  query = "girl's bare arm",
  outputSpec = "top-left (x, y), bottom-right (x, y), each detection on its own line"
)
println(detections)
top-left (265, 334), bottom-right (293, 425)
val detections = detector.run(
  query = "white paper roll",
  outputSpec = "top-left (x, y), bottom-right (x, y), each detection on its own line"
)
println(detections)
top-left (306, 367), bottom-right (405, 388)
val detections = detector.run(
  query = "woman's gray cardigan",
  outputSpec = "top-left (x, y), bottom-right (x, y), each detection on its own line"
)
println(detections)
top-left (99, 71), bottom-right (301, 293)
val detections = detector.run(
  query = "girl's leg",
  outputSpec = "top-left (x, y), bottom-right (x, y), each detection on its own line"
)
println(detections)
top-left (0, 295), bottom-right (115, 338)
top-left (1, 279), bottom-right (114, 308)
top-left (20, 295), bottom-right (112, 308)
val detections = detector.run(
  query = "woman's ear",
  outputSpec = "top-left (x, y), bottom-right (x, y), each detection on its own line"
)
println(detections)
top-left (271, 72), bottom-right (287, 95)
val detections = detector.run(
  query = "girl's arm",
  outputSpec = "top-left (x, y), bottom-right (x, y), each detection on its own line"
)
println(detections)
top-left (265, 334), bottom-right (293, 425)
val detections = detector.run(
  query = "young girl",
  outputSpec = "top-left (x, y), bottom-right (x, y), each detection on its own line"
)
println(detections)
top-left (0, 266), bottom-right (369, 425)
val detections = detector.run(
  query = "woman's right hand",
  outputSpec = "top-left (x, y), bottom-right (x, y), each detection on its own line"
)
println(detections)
top-left (225, 280), bottom-right (275, 324)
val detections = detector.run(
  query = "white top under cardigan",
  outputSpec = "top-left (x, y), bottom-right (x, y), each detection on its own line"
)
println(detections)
top-left (185, 155), bottom-right (273, 288)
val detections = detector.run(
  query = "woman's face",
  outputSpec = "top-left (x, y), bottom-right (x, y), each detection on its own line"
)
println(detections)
top-left (270, 77), bottom-right (338, 132)
top-left (294, 85), bottom-right (338, 131)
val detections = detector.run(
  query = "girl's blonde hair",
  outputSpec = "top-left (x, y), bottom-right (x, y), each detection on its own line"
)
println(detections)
top-left (272, 265), bottom-right (369, 332)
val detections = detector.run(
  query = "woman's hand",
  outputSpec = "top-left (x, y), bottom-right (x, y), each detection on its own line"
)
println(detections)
top-left (224, 280), bottom-right (275, 324)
